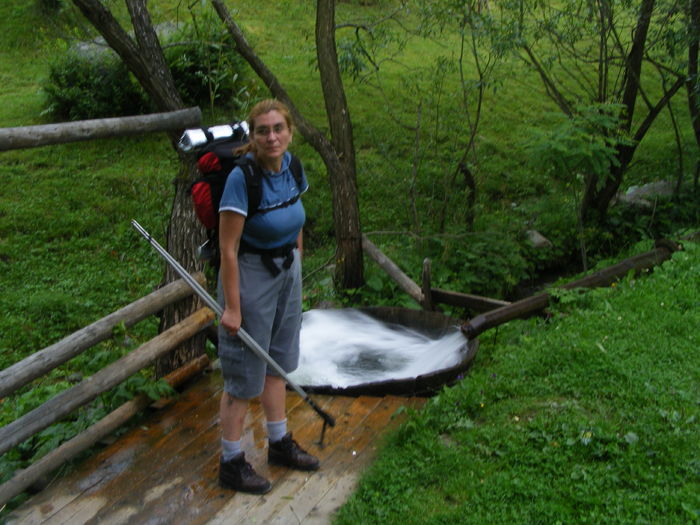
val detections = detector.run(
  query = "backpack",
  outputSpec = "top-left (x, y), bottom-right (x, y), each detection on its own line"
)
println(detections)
top-left (185, 122), bottom-right (303, 265)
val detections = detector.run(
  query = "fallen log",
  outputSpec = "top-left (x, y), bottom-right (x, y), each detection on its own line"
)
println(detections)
top-left (0, 273), bottom-right (207, 399)
top-left (0, 354), bottom-right (210, 508)
top-left (0, 108), bottom-right (201, 151)
top-left (0, 307), bottom-right (215, 457)
top-left (461, 239), bottom-right (682, 339)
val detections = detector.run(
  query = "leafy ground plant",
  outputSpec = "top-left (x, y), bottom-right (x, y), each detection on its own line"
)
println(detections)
top-left (334, 241), bottom-right (700, 524)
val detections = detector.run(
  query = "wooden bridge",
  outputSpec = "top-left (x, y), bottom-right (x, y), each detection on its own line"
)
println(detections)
top-left (5, 366), bottom-right (425, 524)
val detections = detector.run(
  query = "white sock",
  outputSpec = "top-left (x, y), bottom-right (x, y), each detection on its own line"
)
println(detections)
top-left (266, 419), bottom-right (288, 443)
top-left (221, 438), bottom-right (242, 462)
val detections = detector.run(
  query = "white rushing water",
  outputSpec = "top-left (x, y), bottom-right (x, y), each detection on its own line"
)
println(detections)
top-left (288, 309), bottom-right (468, 388)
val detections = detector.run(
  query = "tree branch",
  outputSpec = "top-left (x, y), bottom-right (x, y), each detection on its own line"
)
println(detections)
top-left (520, 45), bottom-right (573, 116)
top-left (210, 0), bottom-right (331, 156)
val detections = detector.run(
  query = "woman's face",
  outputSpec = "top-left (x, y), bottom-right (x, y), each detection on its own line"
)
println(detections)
top-left (252, 110), bottom-right (292, 170)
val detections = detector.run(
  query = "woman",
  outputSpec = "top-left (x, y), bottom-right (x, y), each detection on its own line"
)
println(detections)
top-left (217, 99), bottom-right (319, 494)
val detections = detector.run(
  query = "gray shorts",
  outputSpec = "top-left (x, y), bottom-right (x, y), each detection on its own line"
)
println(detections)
top-left (217, 249), bottom-right (302, 399)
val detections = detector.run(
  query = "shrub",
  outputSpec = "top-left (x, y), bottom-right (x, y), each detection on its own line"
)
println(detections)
top-left (430, 232), bottom-right (532, 299)
top-left (162, 16), bottom-right (251, 112)
top-left (37, 0), bottom-right (62, 14)
top-left (42, 15), bottom-right (251, 122)
top-left (43, 49), bottom-right (148, 120)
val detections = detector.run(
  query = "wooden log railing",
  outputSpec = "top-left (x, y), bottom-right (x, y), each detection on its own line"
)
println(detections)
top-left (0, 273), bottom-right (215, 507)
top-left (0, 108), bottom-right (201, 151)
top-left (0, 273), bottom-right (207, 399)
top-left (361, 235), bottom-right (423, 304)
top-left (0, 307), bottom-right (215, 457)
top-left (0, 355), bottom-right (210, 507)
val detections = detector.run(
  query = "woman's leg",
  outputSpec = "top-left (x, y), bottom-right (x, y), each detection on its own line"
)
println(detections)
top-left (261, 375), bottom-right (287, 422)
top-left (218, 391), bottom-right (272, 494)
top-left (263, 375), bottom-right (320, 471)
top-left (220, 391), bottom-right (249, 441)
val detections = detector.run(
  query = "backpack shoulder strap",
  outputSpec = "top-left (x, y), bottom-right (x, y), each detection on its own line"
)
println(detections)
top-left (235, 157), bottom-right (263, 218)
top-left (288, 154), bottom-right (303, 189)
top-left (238, 154), bottom-right (303, 219)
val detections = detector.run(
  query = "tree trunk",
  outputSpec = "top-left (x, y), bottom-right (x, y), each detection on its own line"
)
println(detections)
top-left (157, 157), bottom-right (207, 377)
top-left (582, 75), bottom-right (684, 221)
top-left (580, 0), bottom-right (656, 222)
top-left (316, 0), bottom-right (363, 288)
top-left (211, 0), bottom-right (364, 289)
top-left (688, 0), bottom-right (700, 147)
top-left (71, 0), bottom-right (206, 375)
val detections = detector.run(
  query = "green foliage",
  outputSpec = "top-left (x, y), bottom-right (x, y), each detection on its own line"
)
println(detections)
top-left (423, 232), bottom-right (531, 298)
top-left (488, 0), bottom-right (693, 221)
top-left (0, 67), bottom-right (179, 512)
top-left (0, 2), bottom-right (59, 48)
top-left (161, 11), bottom-right (252, 113)
top-left (42, 11), bottom-right (251, 121)
top-left (525, 104), bottom-right (638, 268)
top-left (337, 37), bottom-right (372, 79)
top-left (108, 374), bottom-right (175, 405)
top-left (42, 48), bottom-right (149, 120)
top-left (336, 242), bottom-right (700, 524)
top-left (526, 104), bottom-right (634, 184)
top-left (37, 0), bottom-right (62, 14)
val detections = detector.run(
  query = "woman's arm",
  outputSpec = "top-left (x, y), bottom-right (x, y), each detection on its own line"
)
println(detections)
top-left (219, 211), bottom-right (246, 335)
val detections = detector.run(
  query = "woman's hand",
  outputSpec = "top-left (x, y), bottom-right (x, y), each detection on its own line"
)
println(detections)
top-left (220, 307), bottom-right (242, 337)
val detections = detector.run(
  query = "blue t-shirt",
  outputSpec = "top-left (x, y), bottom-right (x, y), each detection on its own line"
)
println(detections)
top-left (219, 151), bottom-right (308, 250)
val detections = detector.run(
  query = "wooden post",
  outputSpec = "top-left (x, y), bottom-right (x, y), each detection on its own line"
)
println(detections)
top-left (0, 354), bottom-right (210, 508)
top-left (362, 235), bottom-right (423, 305)
top-left (0, 307), bottom-right (215, 457)
top-left (421, 258), bottom-right (434, 311)
top-left (0, 273), bottom-right (207, 399)
top-left (0, 108), bottom-right (201, 151)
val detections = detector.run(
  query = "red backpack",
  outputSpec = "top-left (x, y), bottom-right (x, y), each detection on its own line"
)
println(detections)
top-left (184, 123), bottom-right (303, 265)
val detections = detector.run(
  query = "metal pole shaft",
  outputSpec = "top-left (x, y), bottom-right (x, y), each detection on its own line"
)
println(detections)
top-left (131, 220), bottom-right (335, 428)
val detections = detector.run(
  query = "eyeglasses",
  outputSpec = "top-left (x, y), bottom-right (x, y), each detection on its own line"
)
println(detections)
top-left (253, 123), bottom-right (287, 137)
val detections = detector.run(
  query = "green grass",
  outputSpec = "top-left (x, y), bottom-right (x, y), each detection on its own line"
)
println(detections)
top-left (0, 137), bottom-right (176, 363)
top-left (335, 241), bottom-right (700, 524)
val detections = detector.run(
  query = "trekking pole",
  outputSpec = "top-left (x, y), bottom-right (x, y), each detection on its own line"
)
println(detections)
top-left (131, 220), bottom-right (336, 443)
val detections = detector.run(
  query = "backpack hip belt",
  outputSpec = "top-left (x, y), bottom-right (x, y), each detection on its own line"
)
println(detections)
top-left (239, 241), bottom-right (297, 277)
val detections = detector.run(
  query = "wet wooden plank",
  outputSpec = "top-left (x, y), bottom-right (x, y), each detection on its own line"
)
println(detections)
top-left (99, 394), bottom-right (307, 525)
top-left (240, 396), bottom-right (387, 523)
top-left (6, 370), bottom-right (427, 525)
top-left (205, 395), bottom-right (363, 524)
top-left (73, 387), bottom-right (305, 524)
top-left (210, 395), bottom-right (426, 525)
top-left (200, 393), bottom-right (355, 525)
top-left (5, 371), bottom-right (223, 525)
top-left (263, 396), bottom-right (426, 525)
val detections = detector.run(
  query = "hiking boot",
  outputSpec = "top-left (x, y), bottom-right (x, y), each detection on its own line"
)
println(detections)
top-left (268, 432), bottom-right (320, 471)
top-left (219, 453), bottom-right (272, 494)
